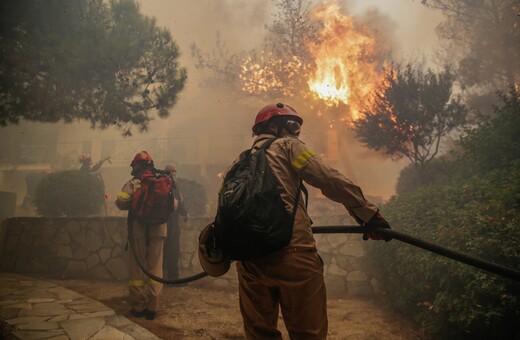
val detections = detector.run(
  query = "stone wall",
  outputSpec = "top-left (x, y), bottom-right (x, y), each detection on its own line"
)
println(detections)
top-left (0, 216), bottom-right (380, 297)
top-left (0, 217), bottom-right (129, 280)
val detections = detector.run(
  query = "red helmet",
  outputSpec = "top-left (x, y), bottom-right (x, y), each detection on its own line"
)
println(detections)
top-left (131, 151), bottom-right (153, 167)
top-left (252, 103), bottom-right (303, 135)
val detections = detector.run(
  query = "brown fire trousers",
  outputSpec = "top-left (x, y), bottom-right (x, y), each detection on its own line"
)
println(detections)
top-left (237, 247), bottom-right (327, 339)
top-left (128, 221), bottom-right (166, 313)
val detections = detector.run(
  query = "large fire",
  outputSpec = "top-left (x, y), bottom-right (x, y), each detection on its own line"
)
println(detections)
top-left (306, 2), bottom-right (384, 120)
top-left (239, 1), bottom-right (387, 122)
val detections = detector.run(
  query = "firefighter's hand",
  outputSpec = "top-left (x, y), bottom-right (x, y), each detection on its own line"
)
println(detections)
top-left (363, 212), bottom-right (392, 241)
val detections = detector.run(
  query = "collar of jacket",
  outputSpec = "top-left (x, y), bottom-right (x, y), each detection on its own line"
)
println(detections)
top-left (253, 134), bottom-right (277, 148)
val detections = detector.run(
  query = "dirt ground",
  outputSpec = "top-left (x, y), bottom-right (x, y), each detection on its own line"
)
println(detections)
top-left (48, 277), bottom-right (429, 340)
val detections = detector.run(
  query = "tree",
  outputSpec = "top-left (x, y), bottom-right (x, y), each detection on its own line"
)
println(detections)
top-left (367, 87), bottom-right (520, 338)
top-left (33, 170), bottom-right (105, 216)
top-left (458, 85), bottom-right (520, 173)
top-left (265, 0), bottom-right (318, 63)
top-left (421, 0), bottom-right (520, 111)
top-left (0, 0), bottom-right (187, 136)
top-left (190, 32), bottom-right (247, 87)
top-left (353, 63), bottom-right (468, 170)
top-left (191, 0), bottom-right (319, 99)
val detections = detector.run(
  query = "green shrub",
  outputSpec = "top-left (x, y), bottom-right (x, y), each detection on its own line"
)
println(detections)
top-left (368, 165), bottom-right (520, 338)
top-left (459, 86), bottom-right (520, 174)
top-left (395, 157), bottom-right (457, 195)
top-left (33, 170), bottom-right (105, 216)
top-left (397, 86), bottom-right (520, 194)
top-left (369, 80), bottom-right (520, 339)
top-left (177, 178), bottom-right (207, 216)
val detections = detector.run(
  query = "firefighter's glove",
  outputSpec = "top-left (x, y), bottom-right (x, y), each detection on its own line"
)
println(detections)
top-left (363, 212), bottom-right (392, 242)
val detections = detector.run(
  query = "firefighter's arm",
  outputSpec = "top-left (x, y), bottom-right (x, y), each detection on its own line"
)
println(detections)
top-left (90, 156), bottom-right (111, 172)
top-left (116, 180), bottom-right (137, 210)
top-left (288, 139), bottom-right (378, 223)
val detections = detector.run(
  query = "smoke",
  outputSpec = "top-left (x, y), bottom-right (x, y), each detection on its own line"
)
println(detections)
top-left (1, 0), bottom-right (444, 213)
top-left (156, 0), bottom-right (438, 202)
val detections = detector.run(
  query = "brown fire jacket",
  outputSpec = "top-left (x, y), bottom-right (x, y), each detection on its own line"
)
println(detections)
top-left (252, 134), bottom-right (378, 250)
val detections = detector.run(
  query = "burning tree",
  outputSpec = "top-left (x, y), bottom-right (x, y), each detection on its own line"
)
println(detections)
top-left (196, 0), bottom-right (461, 179)
top-left (192, 0), bottom-right (319, 98)
top-left (231, 0), bottom-right (395, 139)
top-left (303, 3), bottom-right (392, 121)
top-left (239, 0), bottom-right (319, 99)
top-left (353, 63), bottom-right (468, 170)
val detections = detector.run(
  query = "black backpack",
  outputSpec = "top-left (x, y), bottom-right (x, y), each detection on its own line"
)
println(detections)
top-left (214, 138), bottom-right (302, 261)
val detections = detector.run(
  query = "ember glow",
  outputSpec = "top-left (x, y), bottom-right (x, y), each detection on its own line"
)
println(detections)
top-left (240, 52), bottom-right (305, 97)
top-left (306, 2), bottom-right (385, 120)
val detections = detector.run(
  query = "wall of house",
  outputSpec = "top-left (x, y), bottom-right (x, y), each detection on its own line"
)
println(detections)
top-left (0, 216), bottom-right (381, 297)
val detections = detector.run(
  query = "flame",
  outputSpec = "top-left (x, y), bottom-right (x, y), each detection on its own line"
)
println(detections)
top-left (240, 52), bottom-right (304, 97)
top-left (308, 57), bottom-right (350, 106)
top-left (238, 1), bottom-right (387, 122)
top-left (306, 2), bottom-right (384, 120)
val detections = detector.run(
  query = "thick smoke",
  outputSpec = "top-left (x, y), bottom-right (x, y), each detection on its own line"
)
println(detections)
top-left (0, 0), bottom-right (444, 214)
top-left (136, 0), bottom-right (442, 203)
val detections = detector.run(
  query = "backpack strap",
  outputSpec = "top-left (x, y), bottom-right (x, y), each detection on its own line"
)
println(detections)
top-left (257, 137), bottom-right (305, 222)
top-left (291, 180), bottom-right (303, 220)
top-left (256, 137), bottom-right (278, 151)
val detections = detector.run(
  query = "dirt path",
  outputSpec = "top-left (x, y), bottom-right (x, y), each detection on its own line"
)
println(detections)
top-left (49, 278), bottom-right (427, 340)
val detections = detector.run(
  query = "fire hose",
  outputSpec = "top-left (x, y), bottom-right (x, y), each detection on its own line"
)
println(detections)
top-left (127, 218), bottom-right (208, 285)
top-left (129, 225), bottom-right (520, 285)
top-left (312, 226), bottom-right (520, 281)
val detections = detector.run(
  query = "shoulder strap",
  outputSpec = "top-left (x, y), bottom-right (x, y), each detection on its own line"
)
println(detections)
top-left (256, 137), bottom-right (278, 151)
top-left (258, 137), bottom-right (304, 220)
top-left (291, 180), bottom-right (302, 219)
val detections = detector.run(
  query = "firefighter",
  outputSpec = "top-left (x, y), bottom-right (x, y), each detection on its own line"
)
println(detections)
top-left (202, 103), bottom-right (391, 339)
top-left (163, 163), bottom-right (188, 280)
top-left (115, 151), bottom-right (166, 320)
top-left (79, 154), bottom-right (111, 176)
top-left (79, 154), bottom-right (93, 172)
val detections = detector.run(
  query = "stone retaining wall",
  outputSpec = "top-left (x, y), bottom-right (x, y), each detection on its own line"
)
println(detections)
top-left (0, 217), bottom-right (129, 280)
top-left (0, 216), bottom-right (380, 297)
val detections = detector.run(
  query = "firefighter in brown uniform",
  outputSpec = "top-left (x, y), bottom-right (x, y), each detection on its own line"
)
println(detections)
top-left (201, 103), bottom-right (392, 339)
top-left (116, 151), bottom-right (168, 320)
